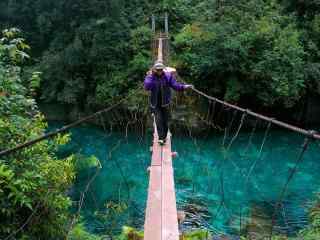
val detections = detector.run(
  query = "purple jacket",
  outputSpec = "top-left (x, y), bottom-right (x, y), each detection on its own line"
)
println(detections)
top-left (144, 72), bottom-right (186, 108)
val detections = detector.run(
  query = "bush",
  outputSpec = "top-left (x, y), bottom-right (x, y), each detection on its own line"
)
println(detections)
top-left (67, 224), bottom-right (101, 240)
top-left (0, 28), bottom-right (75, 239)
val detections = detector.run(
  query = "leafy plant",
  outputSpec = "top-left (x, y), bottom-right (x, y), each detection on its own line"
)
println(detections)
top-left (67, 223), bottom-right (101, 240)
top-left (0, 28), bottom-right (76, 239)
top-left (181, 229), bottom-right (211, 240)
top-left (73, 154), bottom-right (101, 173)
top-left (116, 226), bottom-right (144, 240)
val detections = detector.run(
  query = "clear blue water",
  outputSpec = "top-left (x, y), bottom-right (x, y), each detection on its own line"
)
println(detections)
top-left (49, 122), bottom-right (320, 237)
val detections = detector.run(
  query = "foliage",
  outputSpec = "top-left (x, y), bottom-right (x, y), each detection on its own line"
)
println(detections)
top-left (73, 154), bottom-right (101, 173)
top-left (115, 228), bottom-right (211, 240)
top-left (1, 28), bottom-right (30, 64)
top-left (2, 0), bottom-right (320, 238)
top-left (116, 226), bottom-right (144, 240)
top-left (297, 193), bottom-right (320, 239)
top-left (4, 0), bottom-right (154, 108)
top-left (173, 0), bottom-right (306, 107)
top-left (95, 200), bottom-right (129, 239)
top-left (1, 0), bottom-right (319, 112)
top-left (241, 236), bottom-right (288, 240)
top-left (0, 28), bottom-right (75, 239)
top-left (67, 223), bottom-right (101, 240)
top-left (180, 229), bottom-right (211, 240)
top-left (124, 87), bottom-right (149, 113)
top-left (239, 192), bottom-right (320, 240)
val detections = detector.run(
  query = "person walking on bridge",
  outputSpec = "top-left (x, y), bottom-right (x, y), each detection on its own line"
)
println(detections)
top-left (144, 61), bottom-right (193, 145)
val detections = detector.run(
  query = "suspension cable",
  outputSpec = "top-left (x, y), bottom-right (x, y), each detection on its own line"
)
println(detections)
top-left (269, 136), bottom-right (311, 239)
top-left (226, 111), bottom-right (247, 152)
top-left (243, 118), bottom-right (259, 155)
top-left (245, 122), bottom-right (272, 185)
top-left (222, 108), bottom-right (236, 148)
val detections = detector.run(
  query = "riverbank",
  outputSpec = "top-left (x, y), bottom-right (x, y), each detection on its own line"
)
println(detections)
top-left (39, 91), bottom-right (320, 135)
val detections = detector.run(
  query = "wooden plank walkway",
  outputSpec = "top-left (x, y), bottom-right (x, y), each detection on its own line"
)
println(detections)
top-left (144, 126), bottom-right (179, 240)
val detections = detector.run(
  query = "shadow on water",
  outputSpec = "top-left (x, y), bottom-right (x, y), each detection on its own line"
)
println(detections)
top-left (48, 122), bottom-right (320, 238)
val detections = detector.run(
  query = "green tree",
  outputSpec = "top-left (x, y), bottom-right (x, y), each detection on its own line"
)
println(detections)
top-left (0, 0), bottom-right (319, 118)
top-left (173, 0), bottom-right (306, 107)
top-left (0, 28), bottom-right (75, 239)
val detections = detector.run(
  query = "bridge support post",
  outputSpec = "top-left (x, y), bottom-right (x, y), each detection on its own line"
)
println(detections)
top-left (165, 12), bottom-right (169, 37)
top-left (152, 15), bottom-right (156, 33)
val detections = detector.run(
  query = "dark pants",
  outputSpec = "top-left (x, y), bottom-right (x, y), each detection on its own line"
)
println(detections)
top-left (154, 107), bottom-right (170, 141)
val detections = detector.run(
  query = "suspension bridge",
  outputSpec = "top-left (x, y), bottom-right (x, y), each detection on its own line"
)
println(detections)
top-left (1, 14), bottom-right (320, 240)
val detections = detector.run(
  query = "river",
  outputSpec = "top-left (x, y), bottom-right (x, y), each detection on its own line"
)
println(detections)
top-left (49, 122), bottom-right (320, 237)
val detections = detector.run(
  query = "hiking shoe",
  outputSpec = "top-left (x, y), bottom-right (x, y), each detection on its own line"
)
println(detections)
top-left (158, 139), bottom-right (166, 146)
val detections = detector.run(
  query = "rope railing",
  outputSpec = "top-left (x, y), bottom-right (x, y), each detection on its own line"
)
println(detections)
top-left (0, 94), bottom-right (132, 158)
top-left (191, 87), bottom-right (320, 140)
top-left (177, 102), bottom-right (316, 239)
top-left (179, 98), bottom-right (317, 238)
top-left (2, 14), bottom-right (320, 239)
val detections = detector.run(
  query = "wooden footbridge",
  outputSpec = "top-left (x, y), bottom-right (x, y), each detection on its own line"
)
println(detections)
top-left (144, 125), bottom-right (179, 240)
top-left (143, 15), bottom-right (320, 240)
top-left (1, 13), bottom-right (320, 240)
top-left (144, 14), bottom-right (180, 240)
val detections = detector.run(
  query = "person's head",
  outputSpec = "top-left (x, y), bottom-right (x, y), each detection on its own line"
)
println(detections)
top-left (153, 61), bottom-right (166, 76)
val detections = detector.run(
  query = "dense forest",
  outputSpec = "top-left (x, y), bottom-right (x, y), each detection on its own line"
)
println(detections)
top-left (0, 0), bottom-right (320, 114)
top-left (1, 0), bottom-right (320, 239)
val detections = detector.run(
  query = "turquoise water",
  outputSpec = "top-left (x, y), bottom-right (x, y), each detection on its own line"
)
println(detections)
top-left (49, 122), bottom-right (320, 237)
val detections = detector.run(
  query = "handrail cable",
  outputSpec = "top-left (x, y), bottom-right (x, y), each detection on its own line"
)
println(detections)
top-left (191, 87), bottom-right (320, 140)
top-left (0, 92), bottom-right (135, 158)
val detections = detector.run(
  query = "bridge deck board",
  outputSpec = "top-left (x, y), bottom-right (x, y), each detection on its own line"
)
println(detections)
top-left (144, 128), bottom-right (179, 240)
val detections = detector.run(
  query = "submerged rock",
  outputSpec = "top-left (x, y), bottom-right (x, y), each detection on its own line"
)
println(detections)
top-left (179, 195), bottom-right (212, 231)
top-left (241, 202), bottom-right (273, 239)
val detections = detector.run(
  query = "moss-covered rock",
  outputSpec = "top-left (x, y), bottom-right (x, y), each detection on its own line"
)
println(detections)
top-left (67, 224), bottom-right (101, 240)
top-left (116, 226), bottom-right (144, 240)
top-left (180, 230), bottom-right (211, 240)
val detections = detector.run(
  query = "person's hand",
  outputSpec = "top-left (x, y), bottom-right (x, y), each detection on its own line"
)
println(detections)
top-left (146, 70), bottom-right (153, 76)
top-left (184, 84), bottom-right (194, 89)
